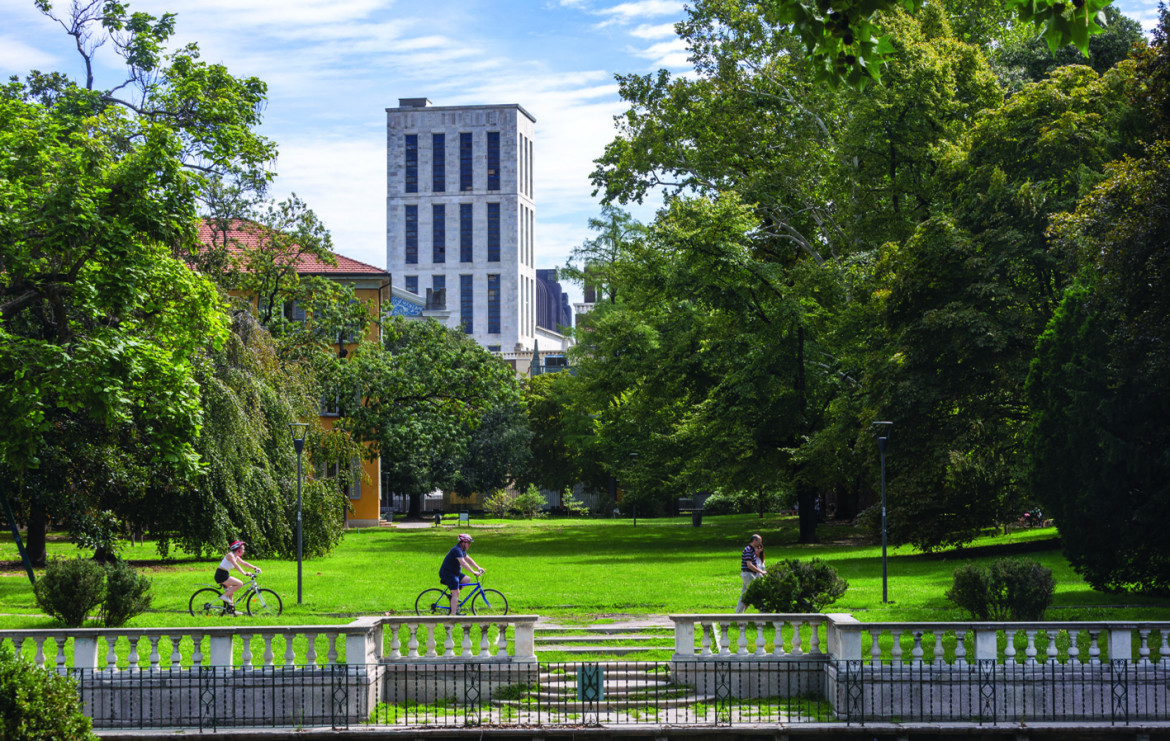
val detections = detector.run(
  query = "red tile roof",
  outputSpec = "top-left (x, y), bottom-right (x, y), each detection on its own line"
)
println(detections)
top-left (197, 219), bottom-right (389, 277)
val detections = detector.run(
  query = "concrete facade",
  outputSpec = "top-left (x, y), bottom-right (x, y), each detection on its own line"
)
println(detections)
top-left (386, 100), bottom-right (539, 354)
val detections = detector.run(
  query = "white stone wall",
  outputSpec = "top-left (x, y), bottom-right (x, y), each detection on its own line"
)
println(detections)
top-left (386, 103), bottom-right (537, 352)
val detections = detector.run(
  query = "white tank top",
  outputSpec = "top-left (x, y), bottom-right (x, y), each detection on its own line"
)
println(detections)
top-left (218, 553), bottom-right (235, 571)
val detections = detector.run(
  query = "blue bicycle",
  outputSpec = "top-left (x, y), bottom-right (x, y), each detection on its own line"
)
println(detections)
top-left (414, 576), bottom-right (509, 616)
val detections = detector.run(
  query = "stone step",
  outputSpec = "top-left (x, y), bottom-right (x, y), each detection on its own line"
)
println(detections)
top-left (536, 625), bottom-right (671, 635)
top-left (535, 634), bottom-right (664, 644)
top-left (537, 644), bottom-right (670, 656)
top-left (494, 694), bottom-right (716, 712)
top-left (539, 669), bottom-right (671, 682)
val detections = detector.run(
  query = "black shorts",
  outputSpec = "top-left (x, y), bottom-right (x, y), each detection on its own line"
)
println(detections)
top-left (214, 568), bottom-right (230, 584)
top-left (440, 573), bottom-right (463, 590)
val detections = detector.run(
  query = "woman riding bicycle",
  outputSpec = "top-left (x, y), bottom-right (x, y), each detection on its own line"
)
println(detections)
top-left (215, 540), bottom-right (260, 609)
top-left (439, 534), bottom-right (483, 615)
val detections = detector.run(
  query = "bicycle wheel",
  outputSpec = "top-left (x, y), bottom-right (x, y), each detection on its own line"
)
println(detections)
top-left (246, 588), bottom-right (283, 617)
top-left (471, 588), bottom-right (509, 616)
top-left (189, 587), bottom-right (226, 617)
top-left (415, 588), bottom-right (451, 616)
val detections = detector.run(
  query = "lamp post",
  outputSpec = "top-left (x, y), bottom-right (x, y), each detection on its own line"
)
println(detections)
top-left (628, 452), bottom-right (639, 527)
top-left (873, 421), bottom-right (893, 604)
top-left (290, 422), bottom-right (309, 605)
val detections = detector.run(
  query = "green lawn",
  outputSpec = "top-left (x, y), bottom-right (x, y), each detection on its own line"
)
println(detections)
top-left (2, 513), bottom-right (1167, 630)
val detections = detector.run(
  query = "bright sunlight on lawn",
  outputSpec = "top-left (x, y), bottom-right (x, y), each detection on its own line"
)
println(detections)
top-left (1, 513), bottom-right (1166, 629)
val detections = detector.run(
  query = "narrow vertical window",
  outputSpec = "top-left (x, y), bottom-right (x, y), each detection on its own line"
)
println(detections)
top-left (405, 275), bottom-right (418, 294)
top-left (460, 203), bottom-right (473, 262)
top-left (488, 274), bottom-right (501, 334)
top-left (487, 131), bottom-right (500, 191)
top-left (528, 138), bottom-right (534, 197)
top-left (432, 133), bottom-right (445, 192)
top-left (432, 274), bottom-right (445, 308)
top-left (404, 134), bottom-right (418, 193)
top-left (460, 132), bottom-right (473, 191)
top-left (405, 205), bottom-right (418, 264)
top-left (487, 203), bottom-right (500, 262)
top-left (432, 204), bottom-right (445, 263)
top-left (460, 274), bottom-right (474, 334)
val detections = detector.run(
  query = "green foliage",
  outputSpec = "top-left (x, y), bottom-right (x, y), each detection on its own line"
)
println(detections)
top-left (513, 485), bottom-right (548, 520)
top-left (946, 558), bottom-right (1056, 619)
top-left (743, 558), bottom-right (848, 612)
top-left (0, 645), bottom-right (95, 741)
top-left (99, 560), bottom-right (153, 628)
top-left (702, 491), bottom-right (787, 516)
top-left (561, 488), bottom-right (590, 516)
top-left (32, 558), bottom-right (107, 628)
top-left (483, 489), bottom-right (517, 518)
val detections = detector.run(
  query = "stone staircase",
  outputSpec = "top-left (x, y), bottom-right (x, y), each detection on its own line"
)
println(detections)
top-left (492, 663), bottom-right (715, 718)
top-left (534, 618), bottom-right (674, 658)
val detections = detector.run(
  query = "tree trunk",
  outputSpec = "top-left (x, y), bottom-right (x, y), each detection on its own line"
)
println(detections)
top-left (797, 486), bottom-right (819, 544)
top-left (27, 506), bottom-right (47, 566)
top-left (407, 492), bottom-right (423, 519)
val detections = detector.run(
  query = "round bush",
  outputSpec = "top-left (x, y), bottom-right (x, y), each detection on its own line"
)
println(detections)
top-left (0, 644), bottom-right (95, 740)
top-left (743, 558), bottom-right (849, 613)
top-left (100, 560), bottom-right (153, 627)
top-left (32, 558), bottom-right (106, 628)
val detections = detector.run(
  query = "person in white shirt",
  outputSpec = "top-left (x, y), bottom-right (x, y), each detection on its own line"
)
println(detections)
top-left (215, 540), bottom-right (260, 608)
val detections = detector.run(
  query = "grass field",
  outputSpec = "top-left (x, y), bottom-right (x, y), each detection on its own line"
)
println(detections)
top-left (2, 513), bottom-right (1168, 630)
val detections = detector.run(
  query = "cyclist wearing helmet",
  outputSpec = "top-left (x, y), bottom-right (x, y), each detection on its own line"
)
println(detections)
top-left (215, 540), bottom-right (260, 608)
top-left (439, 534), bottom-right (484, 615)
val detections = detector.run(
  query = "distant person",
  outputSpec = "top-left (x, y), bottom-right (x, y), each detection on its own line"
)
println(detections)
top-left (215, 540), bottom-right (260, 610)
top-left (439, 533), bottom-right (484, 615)
top-left (735, 534), bottom-right (766, 613)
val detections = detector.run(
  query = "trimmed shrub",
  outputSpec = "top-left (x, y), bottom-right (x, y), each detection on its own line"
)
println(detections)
top-left (946, 558), bottom-right (1056, 620)
top-left (513, 485), bottom-right (547, 519)
top-left (561, 488), bottom-right (589, 516)
top-left (743, 558), bottom-right (849, 613)
top-left (32, 558), bottom-right (106, 628)
top-left (100, 560), bottom-right (153, 628)
top-left (0, 644), bottom-right (96, 740)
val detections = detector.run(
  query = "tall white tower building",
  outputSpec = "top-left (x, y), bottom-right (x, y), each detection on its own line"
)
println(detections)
top-left (386, 98), bottom-right (538, 357)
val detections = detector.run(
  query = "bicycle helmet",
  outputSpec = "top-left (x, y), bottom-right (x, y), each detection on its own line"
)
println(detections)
top-left (458, 533), bottom-right (473, 544)
top-left (228, 540), bottom-right (246, 552)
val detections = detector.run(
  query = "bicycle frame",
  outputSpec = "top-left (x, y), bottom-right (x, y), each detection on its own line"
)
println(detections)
top-left (435, 581), bottom-right (490, 611)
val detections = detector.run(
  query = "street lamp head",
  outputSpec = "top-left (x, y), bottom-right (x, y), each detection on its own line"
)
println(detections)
top-left (290, 422), bottom-right (309, 454)
top-left (872, 420), bottom-right (893, 440)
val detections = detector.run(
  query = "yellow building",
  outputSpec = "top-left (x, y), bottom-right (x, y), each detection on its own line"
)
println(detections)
top-left (198, 220), bottom-right (413, 527)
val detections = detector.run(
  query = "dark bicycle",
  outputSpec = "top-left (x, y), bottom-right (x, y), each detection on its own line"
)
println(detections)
top-left (414, 576), bottom-right (508, 616)
top-left (189, 573), bottom-right (282, 617)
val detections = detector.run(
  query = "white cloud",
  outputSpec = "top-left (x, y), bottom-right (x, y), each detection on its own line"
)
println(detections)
top-left (629, 22), bottom-right (679, 39)
top-left (629, 37), bottom-right (690, 69)
top-left (594, 0), bottom-right (685, 26)
top-left (0, 35), bottom-right (58, 73)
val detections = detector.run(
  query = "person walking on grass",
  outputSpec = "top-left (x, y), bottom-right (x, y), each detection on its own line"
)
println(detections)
top-left (215, 540), bottom-right (260, 611)
top-left (440, 533), bottom-right (484, 615)
top-left (735, 534), bottom-right (766, 613)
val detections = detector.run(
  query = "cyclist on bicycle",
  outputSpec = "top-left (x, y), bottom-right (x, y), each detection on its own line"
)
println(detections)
top-left (215, 540), bottom-right (260, 609)
top-left (439, 534), bottom-right (483, 615)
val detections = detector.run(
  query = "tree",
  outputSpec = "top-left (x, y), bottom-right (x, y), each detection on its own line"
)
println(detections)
top-left (337, 317), bottom-right (523, 518)
top-left (560, 206), bottom-right (647, 304)
top-left (0, 1), bottom-right (279, 562)
top-left (452, 401), bottom-right (533, 500)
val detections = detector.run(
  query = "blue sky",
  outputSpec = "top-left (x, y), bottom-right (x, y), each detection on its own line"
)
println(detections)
top-left (1, 0), bottom-right (1162, 308)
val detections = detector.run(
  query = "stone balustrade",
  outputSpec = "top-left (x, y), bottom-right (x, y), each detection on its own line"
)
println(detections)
top-left (378, 615), bottom-right (537, 662)
top-left (669, 613), bottom-right (829, 660)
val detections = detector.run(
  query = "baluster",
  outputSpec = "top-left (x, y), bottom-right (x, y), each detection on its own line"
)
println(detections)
top-left (497, 622), bottom-right (509, 655)
top-left (478, 623), bottom-right (491, 656)
top-left (771, 620), bottom-right (786, 657)
top-left (911, 632), bottom-right (924, 666)
top-left (284, 633), bottom-right (296, 667)
top-left (406, 625), bottom-right (419, 659)
top-left (1068, 630), bottom-right (1081, 666)
top-left (425, 624), bottom-right (439, 658)
top-left (933, 632), bottom-right (946, 667)
top-left (791, 620), bottom-right (805, 657)
top-left (241, 633), bottom-right (253, 668)
top-left (327, 633), bottom-right (340, 664)
top-left (305, 633), bottom-right (319, 666)
top-left (387, 625), bottom-right (401, 660)
top-left (1088, 631), bottom-right (1101, 666)
top-left (54, 637), bottom-right (67, 672)
top-left (170, 635), bottom-right (183, 668)
top-left (192, 634), bottom-right (204, 667)
top-left (127, 637), bottom-right (140, 669)
top-left (718, 622), bottom-right (731, 656)
top-left (34, 637), bottom-right (46, 668)
top-left (700, 622), bottom-right (712, 656)
top-left (1138, 629), bottom-right (1151, 666)
top-left (262, 633), bottom-right (275, 667)
top-left (1004, 629), bottom-right (1017, 665)
top-left (736, 621), bottom-right (748, 656)
top-left (1159, 630), bottom-right (1169, 666)
top-left (954, 630), bottom-right (968, 667)
top-left (1045, 630), bottom-right (1059, 665)
top-left (870, 629), bottom-right (883, 665)
top-left (891, 630), bottom-right (904, 666)
top-left (1024, 630), bottom-right (1039, 665)
top-left (461, 621), bottom-right (473, 657)
top-left (146, 635), bottom-right (160, 670)
top-left (810, 620), bottom-right (822, 656)
top-left (754, 620), bottom-right (767, 656)
top-left (105, 636), bottom-right (119, 671)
